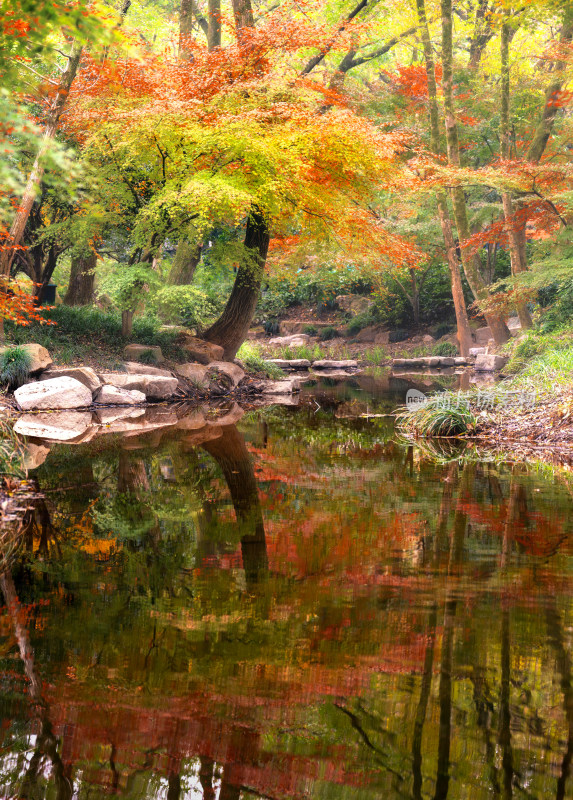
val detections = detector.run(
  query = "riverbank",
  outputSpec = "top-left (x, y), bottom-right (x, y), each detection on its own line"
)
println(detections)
top-left (397, 330), bottom-right (573, 455)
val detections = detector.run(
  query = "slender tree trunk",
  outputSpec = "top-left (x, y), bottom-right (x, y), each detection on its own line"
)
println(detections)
top-left (207, 0), bottom-right (221, 50)
top-left (122, 309), bottom-right (134, 337)
top-left (64, 251), bottom-right (96, 305)
top-left (500, 17), bottom-right (533, 330)
top-left (0, 41), bottom-right (83, 278)
top-left (416, 0), bottom-right (472, 357)
top-left (168, 240), bottom-right (202, 285)
top-left (231, 0), bottom-right (254, 34)
top-left (203, 208), bottom-right (270, 360)
top-left (441, 0), bottom-right (510, 346)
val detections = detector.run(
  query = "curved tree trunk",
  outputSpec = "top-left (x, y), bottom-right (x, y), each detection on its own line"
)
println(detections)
top-left (168, 240), bottom-right (202, 285)
top-left (203, 208), bottom-right (270, 360)
top-left (203, 424), bottom-right (268, 588)
top-left (64, 251), bottom-right (97, 305)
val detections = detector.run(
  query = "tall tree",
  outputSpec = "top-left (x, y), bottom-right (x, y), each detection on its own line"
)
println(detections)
top-left (416, 0), bottom-right (472, 356)
top-left (440, 0), bottom-right (511, 346)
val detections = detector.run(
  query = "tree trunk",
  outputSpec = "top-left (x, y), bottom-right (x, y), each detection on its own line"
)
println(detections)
top-left (64, 251), bottom-right (97, 305)
top-left (500, 17), bottom-right (533, 330)
top-left (0, 40), bottom-right (83, 278)
top-left (416, 0), bottom-right (472, 357)
top-left (207, 0), bottom-right (221, 50)
top-left (441, 0), bottom-right (510, 347)
top-left (122, 309), bottom-right (134, 337)
top-left (168, 240), bottom-right (202, 285)
top-left (203, 209), bottom-right (269, 360)
top-left (231, 0), bottom-right (254, 34)
top-left (203, 424), bottom-right (268, 588)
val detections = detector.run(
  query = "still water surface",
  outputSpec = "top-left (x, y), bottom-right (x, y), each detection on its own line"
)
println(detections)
top-left (0, 386), bottom-right (572, 800)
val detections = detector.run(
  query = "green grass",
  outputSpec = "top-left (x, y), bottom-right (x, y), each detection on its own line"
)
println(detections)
top-left (0, 346), bottom-right (32, 389)
top-left (396, 393), bottom-right (477, 437)
top-left (278, 343), bottom-right (325, 361)
top-left (364, 346), bottom-right (388, 366)
top-left (236, 342), bottom-right (285, 379)
top-left (432, 341), bottom-right (458, 357)
top-left (5, 306), bottom-right (186, 367)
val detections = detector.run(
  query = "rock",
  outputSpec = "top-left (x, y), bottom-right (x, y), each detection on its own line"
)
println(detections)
top-left (265, 359), bottom-right (311, 370)
top-left (99, 373), bottom-right (178, 400)
top-left (95, 407), bottom-right (146, 425)
top-left (205, 402), bottom-right (245, 426)
top-left (22, 443), bottom-right (51, 470)
top-left (507, 317), bottom-right (522, 331)
top-left (312, 359), bottom-right (359, 370)
top-left (206, 361), bottom-right (245, 388)
top-left (423, 334), bottom-right (436, 344)
top-left (375, 331), bottom-right (390, 345)
top-left (474, 354), bottom-right (509, 372)
top-left (440, 357), bottom-right (455, 367)
top-left (469, 347), bottom-right (486, 357)
top-left (474, 326), bottom-right (493, 345)
top-left (176, 409), bottom-right (207, 430)
top-left (0, 343), bottom-right (53, 374)
top-left (95, 385), bottom-right (146, 405)
top-left (123, 344), bottom-right (164, 364)
top-left (261, 378), bottom-right (301, 394)
top-left (122, 362), bottom-right (174, 377)
top-left (392, 358), bottom-right (406, 367)
top-left (40, 367), bottom-right (101, 395)
top-left (177, 336), bottom-right (224, 365)
top-left (15, 376), bottom-right (92, 411)
top-left (175, 363), bottom-right (209, 390)
top-left (454, 357), bottom-right (468, 366)
top-left (14, 411), bottom-right (93, 442)
top-left (278, 321), bottom-right (334, 336)
top-left (269, 334), bottom-right (310, 347)
top-left (354, 326), bottom-right (377, 343)
top-left (335, 295), bottom-right (375, 315)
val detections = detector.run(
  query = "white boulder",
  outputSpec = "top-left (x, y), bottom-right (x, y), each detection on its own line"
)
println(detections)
top-left (15, 376), bottom-right (92, 410)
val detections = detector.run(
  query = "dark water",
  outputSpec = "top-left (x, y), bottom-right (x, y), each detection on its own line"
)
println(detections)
top-left (1, 388), bottom-right (572, 800)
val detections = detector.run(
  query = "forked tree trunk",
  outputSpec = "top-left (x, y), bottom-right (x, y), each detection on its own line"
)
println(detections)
top-left (168, 240), bottom-right (202, 285)
top-left (500, 17), bottom-right (533, 330)
top-left (416, 0), bottom-right (472, 357)
top-left (64, 251), bottom-right (97, 305)
top-left (203, 208), bottom-right (270, 360)
top-left (441, 0), bottom-right (511, 347)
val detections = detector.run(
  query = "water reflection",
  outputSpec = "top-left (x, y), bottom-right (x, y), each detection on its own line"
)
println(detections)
top-left (0, 407), bottom-right (572, 800)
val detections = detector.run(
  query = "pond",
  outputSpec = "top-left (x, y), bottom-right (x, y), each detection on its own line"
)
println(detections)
top-left (0, 382), bottom-right (572, 800)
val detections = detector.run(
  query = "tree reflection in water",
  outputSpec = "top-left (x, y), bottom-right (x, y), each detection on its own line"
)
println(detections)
top-left (0, 414), bottom-right (572, 800)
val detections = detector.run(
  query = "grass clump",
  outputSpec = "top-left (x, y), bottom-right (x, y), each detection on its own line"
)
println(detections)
top-left (303, 324), bottom-right (318, 336)
top-left (432, 341), bottom-right (458, 357)
top-left (279, 343), bottom-right (325, 361)
top-left (319, 326), bottom-right (339, 341)
top-left (396, 393), bottom-right (477, 437)
top-left (365, 346), bottom-right (387, 366)
top-left (237, 342), bottom-right (284, 379)
top-left (0, 346), bottom-right (32, 390)
top-left (137, 348), bottom-right (159, 365)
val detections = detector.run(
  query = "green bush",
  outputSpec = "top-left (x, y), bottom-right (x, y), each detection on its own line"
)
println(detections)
top-left (389, 329), bottom-right (409, 343)
top-left (153, 285), bottom-right (217, 329)
top-left (137, 348), bottom-right (159, 365)
top-left (346, 310), bottom-right (375, 336)
top-left (319, 326), bottom-right (339, 341)
top-left (236, 342), bottom-right (284, 379)
top-left (0, 346), bottom-right (32, 389)
top-left (432, 342), bottom-right (458, 357)
top-left (434, 322), bottom-right (454, 338)
top-left (303, 324), bottom-right (318, 336)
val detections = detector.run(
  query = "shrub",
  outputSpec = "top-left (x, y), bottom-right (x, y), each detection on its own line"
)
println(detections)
top-left (137, 348), bottom-right (159, 365)
top-left (263, 320), bottom-right (280, 336)
top-left (389, 329), bottom-right (409, 343)
top-left (346, 311), bottom-right (375, 336)
top-left (0, 346), bottom-right (32, 389)
top-left (153, 285), bottom-right (218, 329)
top-left (303, 324), bottom-right (318, 336)
top-left (319, 326), bottom-right (339, 341)
top-left (434, 322), bottom-right (454, 338)
top-left (433, 342), bottom-right (458, 357)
